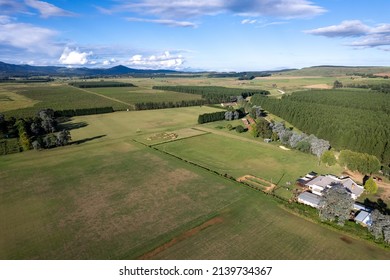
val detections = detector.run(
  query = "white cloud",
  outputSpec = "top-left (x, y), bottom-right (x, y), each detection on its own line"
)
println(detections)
top-left (103, 58), bottom-right (117, 66)
top-left (0, 15), bottom-right (12, 24)
top-left (59, 47), bottom-right (93, 65)
top-left (305, 20), bottom-right (390, 48)
top-left (0, 17), bottom-right (58, 53)
top-left (241, 19), bottom-right (258, 24)
top-left (305, 20), bottom-right (370, 37)
top-left (127, 51), bottom-right (185, 69)
top-left (126, 17), bottom-right (198, 28)
top-left (100, 0), bottom-right (325, 26)
top-left (349, 34), bottom-right (390, 48)
top-left (24, 0), bottom-right (75, 18)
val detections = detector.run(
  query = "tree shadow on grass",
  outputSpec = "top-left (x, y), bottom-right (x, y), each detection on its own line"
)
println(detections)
top-left (58, 121), bottom-right (88, 131)
top-left (71, 134), bottom-right (106, 145)
top-left (364, 198), bottom-right (390, 215)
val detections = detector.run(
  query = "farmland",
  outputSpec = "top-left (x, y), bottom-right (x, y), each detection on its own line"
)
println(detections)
top-left (2, 73), bottom-right (390, 260)
top-left (0, 81), bottom-right (205, 118)
top-left (0, 84), bottom-right (127, 117)
top-left (155, 132), bottom-right (342, 200)
top-left (2, 106), bottom-right (390, 259)
top-left (88, 86), bottom-right (203, 105)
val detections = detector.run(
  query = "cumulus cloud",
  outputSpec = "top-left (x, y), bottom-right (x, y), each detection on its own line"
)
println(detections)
top-left (103, 58), bottom-right (117, 66)
top-left (127, 51), bottom-right (185, 69)
top-left (100, 0), bottom-right (325, 27)
top-left (25, 0), bottom-right (75, 18)
top-left (0, 16), bottom-right (58, 52)
top-left (126, 17), bottom-right (197, 28)
top-left (305, 20), bottom-right (390, 48)
top-left (59, 47), bottom-right (93, 65)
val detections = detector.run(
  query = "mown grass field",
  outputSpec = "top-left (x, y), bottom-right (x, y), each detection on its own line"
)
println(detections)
top-left (88, 86), bottom-right (203, 104)
top-left (155, 132), bottom-right (343, 200)
top-left (0, 83), bottom-right (127, 117)
top-left (2, 108), bottom-right (390, 259)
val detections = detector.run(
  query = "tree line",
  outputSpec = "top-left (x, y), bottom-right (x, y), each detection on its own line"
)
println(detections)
top-left (198, 111), bottom-right (226, 124)
top-left (0, 109), bottom-right (71, 155)
top-left (54, 107), bottom-right (114, 117)
top-left (135, 100), bottom-right (206, 110)
top-left (345, 83), bottom-right (390, 94)
top-left (250, 90), bottom-right (390, 172)
top-left (69, 81), bottom-right (135, 88)
top-left (152, 86), bottom-right (270, 103)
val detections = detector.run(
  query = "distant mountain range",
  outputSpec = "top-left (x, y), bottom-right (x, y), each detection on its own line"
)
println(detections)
top-left (0, 61), bottom-right (179, 77)
top-left (3, 61), bottom-right (387, 78)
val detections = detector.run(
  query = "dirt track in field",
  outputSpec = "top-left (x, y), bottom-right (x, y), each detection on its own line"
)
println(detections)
top-left (237, 175), bottom-right (275, 193)
top-left (138, 216), bottom-right (223, 260)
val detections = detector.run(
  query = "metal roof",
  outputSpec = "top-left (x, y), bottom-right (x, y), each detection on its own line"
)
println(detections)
top-left (298, 192), bottom-right (321, 207)
top-left (355, 210), bottom-right (372, 226)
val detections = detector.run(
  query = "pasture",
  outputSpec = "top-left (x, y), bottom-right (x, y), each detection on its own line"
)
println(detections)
top-left (2, 108), bottom-right (389, 259)
top-left (0, 83), bottom-right (127, 117)
top-left (155, 132), bottom-right (343, 200)
top-left (88, 87), bottom-right (203, 105)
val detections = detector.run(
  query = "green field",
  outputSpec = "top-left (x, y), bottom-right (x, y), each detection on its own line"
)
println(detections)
top-left (88, 87), bottom-right (203, 105)
top-left (155, 132), bottom-right (342, 199)
top-left (0, 82), bottom-right (204, 118)
top-left (0, 84), bottom-right (128, 117)
top-left (1, 107), bottom-right (390, 259)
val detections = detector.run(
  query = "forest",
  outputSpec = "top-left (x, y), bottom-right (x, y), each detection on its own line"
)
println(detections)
top-left (152, 86), bottom-right (270, 103)
top-left (251, 89), bottom-right (390, 169)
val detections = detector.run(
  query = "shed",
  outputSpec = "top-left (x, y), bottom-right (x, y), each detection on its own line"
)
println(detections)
top-left (355, 211), bottom-right (372, 227)
top-left (297, 192), bottom-right (321, 208)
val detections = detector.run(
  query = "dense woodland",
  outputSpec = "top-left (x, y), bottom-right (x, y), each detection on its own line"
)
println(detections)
top-left (0, 109), bottom-right (71, 155)
top-left (251, 89), bottom-right (390, 170)
top-left (153, 86), bottom-right (270, 103)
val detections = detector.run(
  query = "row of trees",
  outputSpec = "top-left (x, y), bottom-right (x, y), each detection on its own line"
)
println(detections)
top-left (346, 83), bottom-right (390, 94)
top-left (250, 90), bottom-right (390, 168)
top-left (134, 100), bottom-right (205, 110)
top-left (269, 121), bottom-right (330, 158)
top-left (153, 86), bottom-right (270, 103)
top-left (198, 111), bottom-right (226, 124)
top-left (69, 81), bottom-right (135, 88)
top-left (339, 150), bottom-right (381, 174)
top-left (54, 107), bottom-right (114, 117)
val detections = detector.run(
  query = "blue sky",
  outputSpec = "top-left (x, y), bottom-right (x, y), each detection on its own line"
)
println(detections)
top-left (0, 0), bottom-right (390, 71)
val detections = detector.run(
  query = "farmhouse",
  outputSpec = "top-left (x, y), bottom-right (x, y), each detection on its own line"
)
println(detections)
top-left (297, 172), bottom-right (364, 210)
top-left (302, 174), bottom-right (364, 200)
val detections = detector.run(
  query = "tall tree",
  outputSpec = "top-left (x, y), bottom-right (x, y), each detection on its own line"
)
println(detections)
top-left (56, 130), bottom-right (71, 146)
top-left (333, 80), bottom-right (343, 89)
top-left (319, 184), bottom-right (354, 226)
top-left (321, 150), bottom-right (337, 166)
top-left (369, 210), bottom-right (390, 243)
top-left (364, 177), bottom-right (378, 194)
